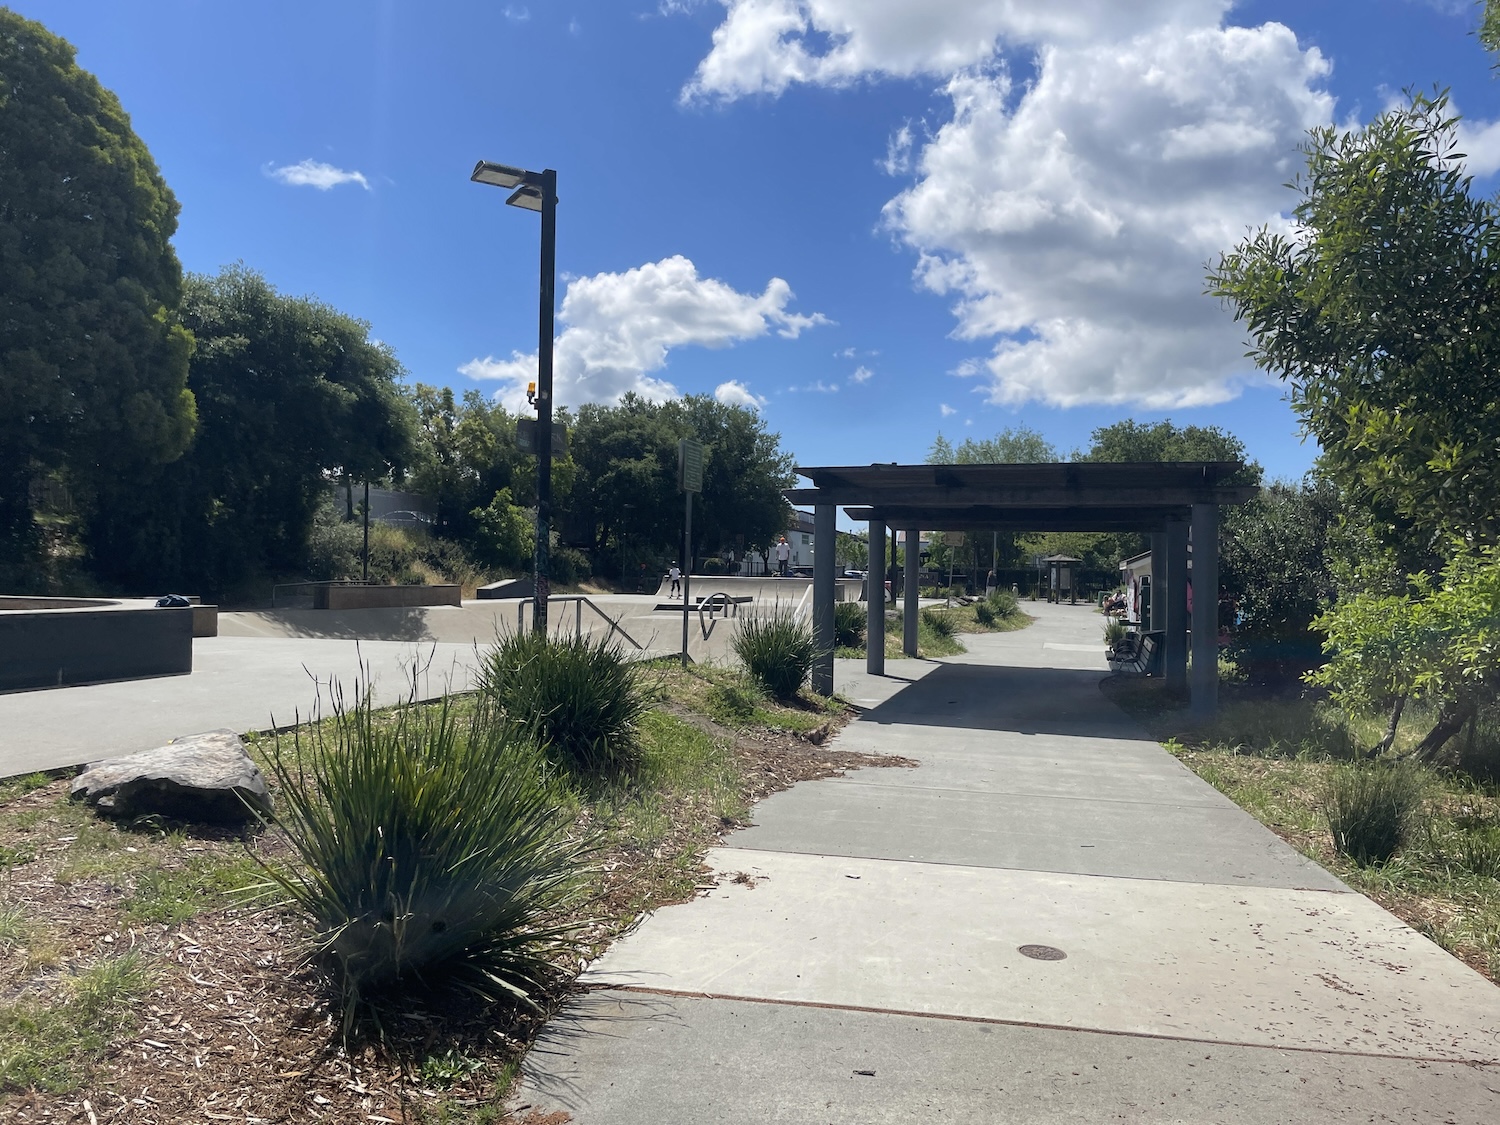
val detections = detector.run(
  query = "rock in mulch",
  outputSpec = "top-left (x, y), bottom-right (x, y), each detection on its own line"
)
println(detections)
top-left (70, 728), bottom-right (273, 824)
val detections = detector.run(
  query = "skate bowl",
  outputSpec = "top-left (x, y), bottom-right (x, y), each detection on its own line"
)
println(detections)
top-left (0, 596), bottom-right (193, 692)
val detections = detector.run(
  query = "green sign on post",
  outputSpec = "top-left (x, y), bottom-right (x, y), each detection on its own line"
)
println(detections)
top-left (678, 437), bottom-right (703, 493)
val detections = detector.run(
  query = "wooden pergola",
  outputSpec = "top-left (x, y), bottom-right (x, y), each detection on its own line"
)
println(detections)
top-left (785, 462), bottom-right (1257, 715)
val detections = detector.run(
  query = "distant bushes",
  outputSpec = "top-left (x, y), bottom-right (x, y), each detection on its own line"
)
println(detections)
top-left (478, 631), bottom-right (647, 776)
top-left (734, 604), bottom-right (817, 700)
top-left (976, 589), bottom-right (1021, 628)
top-left (305, 506), bottom-right (489, 591)
top-left (920, 607), bottom-right (958, 639)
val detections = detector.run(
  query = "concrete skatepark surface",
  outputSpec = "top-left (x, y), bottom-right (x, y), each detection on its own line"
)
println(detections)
top-left (0, 595), bottom-right (753, 776)
top-left (519, 601), bottom-right (1500, 1123)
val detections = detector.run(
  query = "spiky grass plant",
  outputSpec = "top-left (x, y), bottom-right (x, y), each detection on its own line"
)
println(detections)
top-left (1323, 761), bottom-right (1427, 866)
top-left (833, 601), bottom-right (866, 649)
top-left (261, 686), bottom-right (590, 1033)
top-left (920, 607), bottom-right (958, 639)
top-left (478, 630), bottom-right (648, 776)
top-left (733, 603), bottom-right (817, 700)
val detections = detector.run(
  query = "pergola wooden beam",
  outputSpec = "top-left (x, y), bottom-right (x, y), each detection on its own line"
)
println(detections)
top-left (790, 461), bottom-right (1257, 717)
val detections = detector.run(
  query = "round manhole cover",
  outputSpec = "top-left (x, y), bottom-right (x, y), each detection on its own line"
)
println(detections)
top-left (1018, 944), bottom-right (1067, 961)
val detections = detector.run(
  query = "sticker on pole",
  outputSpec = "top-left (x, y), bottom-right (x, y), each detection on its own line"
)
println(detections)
top-left (678, 438), bottom-right (703, 493)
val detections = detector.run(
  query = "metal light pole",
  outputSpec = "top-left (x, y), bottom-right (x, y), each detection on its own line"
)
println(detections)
top-left (471, 159), bottom-right (558, 634)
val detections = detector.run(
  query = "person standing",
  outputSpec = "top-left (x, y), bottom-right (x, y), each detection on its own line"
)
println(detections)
top-left (668, 562), bottom-right (682, 598)
top-left (775, 536), bottom-right (792, 577)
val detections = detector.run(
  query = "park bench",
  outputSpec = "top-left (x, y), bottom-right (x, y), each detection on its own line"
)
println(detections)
top-left (1108, 630), bottom-right (1162, 676)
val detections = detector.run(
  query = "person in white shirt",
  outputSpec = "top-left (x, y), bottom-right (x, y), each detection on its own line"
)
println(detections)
top-left (668, 563), bottom-right (681, 598)
top-left (775, 536), bottom-right (791, 577)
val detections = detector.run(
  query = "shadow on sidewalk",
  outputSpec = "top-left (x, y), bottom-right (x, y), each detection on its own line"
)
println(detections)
top-left (856, 661), bottom-right (1140, 741)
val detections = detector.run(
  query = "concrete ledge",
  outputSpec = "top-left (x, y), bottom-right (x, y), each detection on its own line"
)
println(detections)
top-left (476, 577), bottom-right (535, 600)
top-left (192, 604), bottom-right (219, 638)
top-left (0, 597), bottom-right (193, 692)
top-left (312, 584), bottom-right (462, 610)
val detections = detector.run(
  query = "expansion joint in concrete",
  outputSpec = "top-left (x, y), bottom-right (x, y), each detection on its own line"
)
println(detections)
top-left (595, 985), bottom-right (1500, 1068)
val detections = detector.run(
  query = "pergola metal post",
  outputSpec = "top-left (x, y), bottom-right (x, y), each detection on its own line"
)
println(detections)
top-left (812, 504), bottom-right (836, 695)
top-left (1149, 531), bottom-right (1165, 632)
top-left (903, 529), bottom-right (919, 657)
top-left (1190, 502), bottom-right (1220, 717)
top-left (867, 518), bottom-right (885, 675)
top-left (1164, 515), bottom-right (1189, 690)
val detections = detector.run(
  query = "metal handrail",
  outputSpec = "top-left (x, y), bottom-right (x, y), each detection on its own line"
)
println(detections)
top-left (515, 595), bottom-right (644, 650)
top-left (697, 590), bottom-right (739, 634)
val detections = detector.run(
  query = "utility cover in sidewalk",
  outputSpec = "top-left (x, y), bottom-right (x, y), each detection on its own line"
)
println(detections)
top-left (1018, 944), bottom-right (1067, 961)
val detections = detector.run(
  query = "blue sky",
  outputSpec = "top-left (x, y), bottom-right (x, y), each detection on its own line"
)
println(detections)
top-left (14, 0), bottom-right (1500, 494)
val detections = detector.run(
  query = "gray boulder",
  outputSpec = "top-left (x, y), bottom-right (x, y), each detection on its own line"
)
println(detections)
top-left (71, 729), bottom-right (273, 824)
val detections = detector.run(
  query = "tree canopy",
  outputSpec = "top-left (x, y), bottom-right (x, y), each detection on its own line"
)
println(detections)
top-left (1209, 91), bottom-right (1500, 564)
top-left (86, 267), bottom-right (416, 594)
top-left (567, 394), bottom-right (795, 570)
top-left (929, 424), bottom-right (1058, 464)
top-left (0, 10), bottom-right (195, 576)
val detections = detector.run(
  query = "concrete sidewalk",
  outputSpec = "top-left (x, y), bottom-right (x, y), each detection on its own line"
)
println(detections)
top-left (518, 602), bottom-right (1500, 1123)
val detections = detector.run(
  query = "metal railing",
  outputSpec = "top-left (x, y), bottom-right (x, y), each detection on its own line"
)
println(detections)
top-left (515, 595), bottom-right (644, 650)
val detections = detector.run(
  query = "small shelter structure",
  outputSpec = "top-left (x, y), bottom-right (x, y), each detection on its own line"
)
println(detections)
top-left (1040, 554), bottom-right (1083, 604)
top-left (785, 461), bottom-right (1256, 716)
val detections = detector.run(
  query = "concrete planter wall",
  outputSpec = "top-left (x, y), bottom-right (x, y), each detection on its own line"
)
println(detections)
top-left (311, 584), bottom-right (463, 610)
top-left (0, 597), bottom-right (193, 693)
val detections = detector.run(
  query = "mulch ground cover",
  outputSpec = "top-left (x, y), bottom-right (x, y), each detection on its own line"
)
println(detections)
top-left (1, 694), bottom-right (911, 1124)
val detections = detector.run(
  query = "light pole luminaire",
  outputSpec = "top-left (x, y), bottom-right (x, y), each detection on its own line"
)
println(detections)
top-left (471, 159), bottom-right (557, 634)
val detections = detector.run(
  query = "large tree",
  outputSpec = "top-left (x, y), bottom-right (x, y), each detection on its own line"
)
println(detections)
top-left (0, 10), bottom-right (195, 580)
top-left (86, 267), bottom-right (415, 594)
top-left (1209, 91), bottom-right (1500, 566)
top-left (568, 394), bottom-right (794, 574)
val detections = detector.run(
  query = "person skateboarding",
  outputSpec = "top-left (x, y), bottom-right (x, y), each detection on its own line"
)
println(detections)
top-left (775, 536), bottom-right (791, 577)
top-left (668, 562), bottom-right (682, 598)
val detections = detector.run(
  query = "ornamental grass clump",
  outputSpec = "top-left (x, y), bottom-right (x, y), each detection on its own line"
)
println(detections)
top-left (920, 607), bottom-right (958, 639)
top-left (479, 630), bottom-right (648, 776)
top-left (833, 601), bottom-right (866, 649)
top-left (1323, 761), bottom-right (1427, 866)
top-left (733, 604), bottom-right (817, 700)
top-left (261, 686), bottom-right (589, 1032)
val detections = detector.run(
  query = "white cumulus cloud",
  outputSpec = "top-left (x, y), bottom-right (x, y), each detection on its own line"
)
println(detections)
top-left (849, 365), bottom-right (873, 384)
top-left (714, 380), bottom-right (769, 409)
top-left (940, 403), bottom-right (957, 416)
top-left (266, 159), bottom-right (370, 191)
top-left (461, 254), bottom-right (827, 409)
top-left (681, 0), bottom-right (1336, 409)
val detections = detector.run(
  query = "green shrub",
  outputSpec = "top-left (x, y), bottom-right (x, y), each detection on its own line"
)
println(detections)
top-left (1323, 762), bottom-right (1426, 866)
top-left (833, 602), bottom-right (866, 648)
top-left (920, 607), bottom-right (958, 639)
top-left (699, 557), bottom-right (725, 576)
top-left (479, 630), bottom-right (647, 775)
top-left (549, 545), bottom-right (591, 586)
top-left (975, 600), bottom-right (997, 627)
top-left (734, 604), bottom-right (817, 700)
top-left (1103, 617), bottom-right (1129, 647)
top-left (987, 589), bottom-right (1019, 618)
top-left (261, 691), bottom-right (588, 1031)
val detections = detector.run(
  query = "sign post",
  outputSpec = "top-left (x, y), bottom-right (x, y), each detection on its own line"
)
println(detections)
top-left (678, 438), bottom-right (703, 667)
